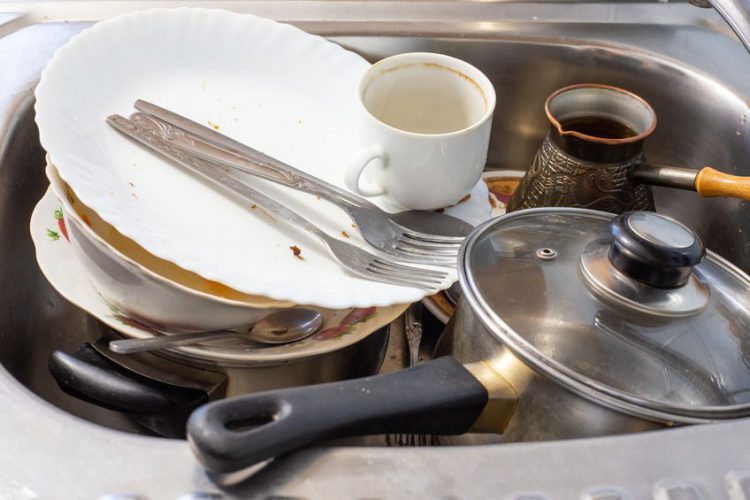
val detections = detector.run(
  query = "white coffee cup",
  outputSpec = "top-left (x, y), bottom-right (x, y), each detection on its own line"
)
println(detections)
top-left (345, 52), bottom-right (496, 210)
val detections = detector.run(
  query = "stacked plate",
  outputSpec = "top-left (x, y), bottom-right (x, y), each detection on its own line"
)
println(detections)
top-left (32, 8), bottom-right (494, 359)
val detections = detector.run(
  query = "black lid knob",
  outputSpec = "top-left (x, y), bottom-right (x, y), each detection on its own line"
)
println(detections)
top-left (608, 212), bottom-right (705, 288)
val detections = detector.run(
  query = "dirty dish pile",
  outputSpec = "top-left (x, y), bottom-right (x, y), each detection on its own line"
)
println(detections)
top-left (30, 7), bottom-right (500, 434)
top-left (33, 8), bottom-right (495, 335)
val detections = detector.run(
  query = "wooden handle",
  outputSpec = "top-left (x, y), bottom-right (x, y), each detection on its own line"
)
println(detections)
top-left (695, 167), bottom-right (750, 201)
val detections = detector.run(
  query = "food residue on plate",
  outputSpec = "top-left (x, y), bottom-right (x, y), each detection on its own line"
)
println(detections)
top-left (341, 230), bottom-right (350, 238)
top-left (290, 245), bottom-right (304, 260)
top-left (207, 120), bottom-right (220, 131)
top-left (433, 192), bottom-right (472, 213)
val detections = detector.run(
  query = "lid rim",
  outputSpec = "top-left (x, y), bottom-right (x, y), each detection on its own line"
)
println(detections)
top-left (458, 207), bottom-right (750, 423)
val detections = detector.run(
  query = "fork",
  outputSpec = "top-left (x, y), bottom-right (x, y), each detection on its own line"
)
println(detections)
top-left (128, 99), bottom-right (466, 266)
top-left (107, 113), bottom-right (451, 291)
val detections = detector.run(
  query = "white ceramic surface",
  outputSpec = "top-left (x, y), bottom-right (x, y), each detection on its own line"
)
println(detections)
top-left (46, 165), bottom-right (290, 332)
top-left (30, 186), bottom-right (409, 362)
top-left (422, 170), bottom-right (525, 324)
top-left (35, 9), bottom-right (490, 308)
top-left (345, 52), bottom-right (496, 210)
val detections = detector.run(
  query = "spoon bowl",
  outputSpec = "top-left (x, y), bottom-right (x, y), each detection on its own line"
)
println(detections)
top-left (109, 308), bottom-right (324, 354)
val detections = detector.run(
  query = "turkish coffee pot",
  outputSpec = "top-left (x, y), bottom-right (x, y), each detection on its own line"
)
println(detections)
top-left (508, 84), bottom-right (750, 213)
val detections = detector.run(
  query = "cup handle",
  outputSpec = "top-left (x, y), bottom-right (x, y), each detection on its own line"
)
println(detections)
top-left (345, 145), bottom-right (387, 197)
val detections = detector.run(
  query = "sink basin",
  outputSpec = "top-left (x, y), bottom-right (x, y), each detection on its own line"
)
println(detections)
top-left (2, 8), bottom-right (750, 498)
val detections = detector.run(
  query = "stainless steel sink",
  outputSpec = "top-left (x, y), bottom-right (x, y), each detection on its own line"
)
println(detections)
top-left (2, 5), bottom-right (750, 498)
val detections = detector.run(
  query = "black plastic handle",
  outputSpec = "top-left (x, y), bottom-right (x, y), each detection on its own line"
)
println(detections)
top-left (187, 356), bottom-right (488, 473)
top-left (609, 211), bottom-right (705, 288)
top-left (48, 343), bottom-right (206, 415)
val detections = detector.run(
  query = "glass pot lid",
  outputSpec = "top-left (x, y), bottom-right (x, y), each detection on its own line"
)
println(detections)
top-left (459, 208), bottom-right (750, 420)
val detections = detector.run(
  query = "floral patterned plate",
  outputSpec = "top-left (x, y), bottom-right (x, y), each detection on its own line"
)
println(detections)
top-left (31, 187), bottom-right (408, 362)
top-left (421, 169), bottom-right (525, 324)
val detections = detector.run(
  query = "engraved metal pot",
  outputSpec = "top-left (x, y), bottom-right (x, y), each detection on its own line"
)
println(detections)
top-left (508, 84), bottom-right (657, 213)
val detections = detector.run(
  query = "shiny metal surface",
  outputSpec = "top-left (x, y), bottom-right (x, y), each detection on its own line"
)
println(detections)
top-left (580, 239), bottom-right (711, 316)
top-left (241, 307), bottom-right (323, 344)
top-left (508, 83), bottom-right (657, 213)
top-left (634, 164), bottom-right (700, 190)
top-left (385, 304), bottom-right (434, 447)
top-left (108, 308), bottom-right (324, 354)
top-left (132, 99), bottom-right (471, 249)
top-left (459, 208), bottom-right (750, 421)
top-left (109, 113), bottom-right (453, 290)
top-left (2, 6), bottom-right (750, 497)
top-left (707, 0), bottom-right (750, 53)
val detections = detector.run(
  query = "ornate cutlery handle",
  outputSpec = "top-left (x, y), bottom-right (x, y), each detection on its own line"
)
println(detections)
top-left (133, 99), bottom-right (374, 211)
top-left (108, 114), bottom-right (331, 240)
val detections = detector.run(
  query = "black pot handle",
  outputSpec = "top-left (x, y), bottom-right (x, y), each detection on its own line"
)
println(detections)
top-left (49, 343), bottom-right (204, 415)
top-left (187, 356), bottom-right (488, 473)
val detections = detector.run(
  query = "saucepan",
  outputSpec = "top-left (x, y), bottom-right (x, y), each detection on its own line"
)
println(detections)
top-left (187, 208), bottom-right (750, 473)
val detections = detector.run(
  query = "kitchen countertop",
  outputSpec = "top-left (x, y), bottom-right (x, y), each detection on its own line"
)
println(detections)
top-left (2, 3), bottom-right (750, 498)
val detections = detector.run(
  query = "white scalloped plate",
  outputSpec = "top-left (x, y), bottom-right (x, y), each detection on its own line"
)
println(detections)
top-left (35, 8), bottom-right (489, 308)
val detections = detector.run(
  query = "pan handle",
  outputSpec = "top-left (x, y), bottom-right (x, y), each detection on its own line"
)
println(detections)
top-left (49, 343), bottom-right (208, 415)
top-left (187, 357), bottom-right (489, 473)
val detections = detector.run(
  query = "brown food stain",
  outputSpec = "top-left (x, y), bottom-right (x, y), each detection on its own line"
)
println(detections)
top-left (207, 120), bottom-right (220, 131)
top-left (290, 245), bottom-right (304, 260)
top-left (341, 230), bottom-right (350, 238)
top-left (377, 62), bottom-right (488, 109)
top-left (81, 213), bottom-right (92, 228)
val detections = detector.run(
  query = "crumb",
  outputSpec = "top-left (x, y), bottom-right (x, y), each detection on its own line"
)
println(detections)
top-left (290, 245), bottom-right (304, 260)
top-left (434, 208), bottom-right (445, 213)
top-left (128, 182), bottom-right (135, 187)
top-left (488, 194), bottom-right (497, 208)
top-left (458, 193), bottom-right (471, 204)
top-left (351, 223), bottom-right (357, 229)
top-left (251, 204), bottom-right (257, 209)
top-left (341, 230), bottom-right (350, 238)
top-left (207, 120), bottom-right (220, 131)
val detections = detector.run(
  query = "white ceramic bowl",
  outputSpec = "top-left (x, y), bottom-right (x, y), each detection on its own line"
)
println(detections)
top-left (46, 163), bottom-right (295, 332)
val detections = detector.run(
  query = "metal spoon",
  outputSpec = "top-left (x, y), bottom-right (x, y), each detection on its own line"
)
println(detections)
top-left (108, 308), bottom-right (323, 354)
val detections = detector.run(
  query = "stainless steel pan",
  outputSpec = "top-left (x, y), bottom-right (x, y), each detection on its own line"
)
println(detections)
top-left (187, 209), bottom-right (750, 472)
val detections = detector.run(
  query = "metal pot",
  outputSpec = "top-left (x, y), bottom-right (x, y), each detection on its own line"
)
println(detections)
top-left (507, 84), bottom-right (750, 213)
top-left (187, 208), bottom-right (750, 473)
